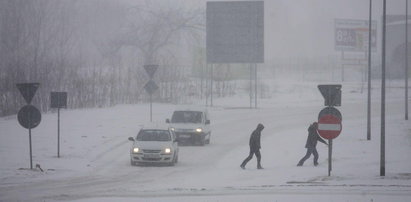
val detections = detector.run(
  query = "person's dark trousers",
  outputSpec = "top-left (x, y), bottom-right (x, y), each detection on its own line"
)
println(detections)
top-left (241, 149), bottom-right (262, 168)
top-left (297, 147), bottom-right (319, 166)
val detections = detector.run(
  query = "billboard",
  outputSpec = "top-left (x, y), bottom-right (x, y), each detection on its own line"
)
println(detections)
top-left (334, 19), bottom-right (377, 52)
top-left (206, 1), bottom-right (264, 63)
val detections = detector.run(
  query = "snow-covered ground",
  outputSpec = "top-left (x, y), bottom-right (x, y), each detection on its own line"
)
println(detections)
top-left (1, 80), bottom-right (410, 202)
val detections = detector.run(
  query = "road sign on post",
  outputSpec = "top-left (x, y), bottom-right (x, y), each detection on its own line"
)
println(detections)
top-left (143, 65), bottom-right (159, 122)
top-left (16, 83), bottom-right (41, 170)
top-left (51, 92), bottom-right (67, 158)
top-left (317, 106), bottom-right (342, 177)
top-left (317, 85), bottom-right (342, 176)
top-left (206, 1), bottom-right (264, 109)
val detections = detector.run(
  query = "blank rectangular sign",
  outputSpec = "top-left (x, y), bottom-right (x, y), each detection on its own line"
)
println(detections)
top-left (206, 1), bottom-right (264, 63)
top-left (50, 92), bottom-right (67, 108)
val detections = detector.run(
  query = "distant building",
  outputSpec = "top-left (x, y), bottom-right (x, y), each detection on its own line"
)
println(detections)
top-left (386, 15), bottom-right (411, 79)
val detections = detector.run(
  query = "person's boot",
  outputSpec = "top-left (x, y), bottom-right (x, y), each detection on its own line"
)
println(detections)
top-left (297, 161), bottom-right (303, 166)
top-left (240, 163), bottom-right (246, 169)
top-left (257, 164), bottom-right (263, 169)
top-left (314, 162), bottom-right (319, 166)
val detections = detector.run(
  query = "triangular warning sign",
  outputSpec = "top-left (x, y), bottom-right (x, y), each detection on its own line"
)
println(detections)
top-left (144, 65), bottom-right (158, 79)
top-left (16, 83), bottom-right (40, 104)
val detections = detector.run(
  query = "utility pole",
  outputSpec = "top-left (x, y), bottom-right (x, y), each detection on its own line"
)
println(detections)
top-left (406, 0), bottom-right (409, 120)
top-left (367, 0), bottom-right (373, 140)
top-left (381, 0), bottom-right (387, 177)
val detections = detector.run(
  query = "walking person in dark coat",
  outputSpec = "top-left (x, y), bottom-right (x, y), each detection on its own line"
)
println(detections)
top-left (240, 123), bottom-right (264, 169)
top-left (297, 122), bottom-right (328, 166)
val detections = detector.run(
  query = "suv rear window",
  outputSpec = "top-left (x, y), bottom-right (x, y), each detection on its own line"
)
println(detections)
top-left (137, 130), bottom-right (171, 141)
top-left (171, 111), bottom-right (202, 123)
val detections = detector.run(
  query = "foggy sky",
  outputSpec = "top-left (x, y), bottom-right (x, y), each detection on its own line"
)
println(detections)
top-left (104, 0), bottom-right (409, 62)
top-left (266, 0), bottom-right (408, 60)
top-left (139, 0), bottom-right (407, 61)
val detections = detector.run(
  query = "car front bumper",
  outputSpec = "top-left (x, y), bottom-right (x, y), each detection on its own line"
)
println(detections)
top-left (130, 152), bottom-right (174, 164)
top-left (175, 132), bottom-right (205, 143)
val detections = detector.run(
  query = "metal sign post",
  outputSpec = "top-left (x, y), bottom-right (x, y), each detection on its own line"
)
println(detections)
top-left (250, 64), bottom-right (252, 108)
top-left (150, 94), bottom-right (152, 122)
top-left (405, 0), bottom-right (409, 121)
top-left (328, 139), bottom-right (333, 176)
top-left (249, 64), bottom-right (258, 109)
top-left (255, 64), bottom-right (258, 108)
top-left (367, 0), bottom-right (373, 140)
top-left (144, 80), bottom-right (159, 122)
top-left (29, 128), bottom-right (32, 169)
top-left (211, 64), bottom-right (213, 107)
top-left (381, 0), bottom-right (387, 177)
top-left (58, 108), bottom-right (60, 157)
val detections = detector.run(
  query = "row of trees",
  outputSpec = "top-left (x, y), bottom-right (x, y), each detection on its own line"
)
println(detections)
top-left (0, 0), bottom-right (209, 117)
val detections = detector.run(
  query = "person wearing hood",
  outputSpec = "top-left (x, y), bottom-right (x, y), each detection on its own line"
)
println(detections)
top-left (297, 122), bottom-right (328, 166)
top-left (240, 123), bottom-right (264, 169)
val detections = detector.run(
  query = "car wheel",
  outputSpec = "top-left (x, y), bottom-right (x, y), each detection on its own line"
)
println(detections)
top-left (206, 133), bottom-right (211, 144)
top-left (169, 156), bottom-right (176, 166)
top-left (199, 137), bottom-right (205, 146)
top-left (130, 159), bottom-right (136, 166)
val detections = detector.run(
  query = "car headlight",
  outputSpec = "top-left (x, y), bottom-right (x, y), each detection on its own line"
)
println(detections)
top-left (195, 128), bottom-right (203, 133)
top-left (164, 148), bottom-right (172, 154)
top-left (132, 147), bottom-right (140, 153)
top-left (170, 127), bottom-right (175, 131)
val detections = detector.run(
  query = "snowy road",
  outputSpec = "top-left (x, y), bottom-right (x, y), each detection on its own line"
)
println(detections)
top-left (1, 85), bottom-right (411, 201)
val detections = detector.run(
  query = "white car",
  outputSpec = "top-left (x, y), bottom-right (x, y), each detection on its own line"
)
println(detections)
top-left (128, 125), bottom-right (179, 166)
top-left (166, 108), bottom-right (211, 146)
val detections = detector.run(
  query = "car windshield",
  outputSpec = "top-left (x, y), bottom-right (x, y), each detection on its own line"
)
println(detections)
top-left (171, 111), bottom-right (202, 123)
top-left (136, 130), bottom-right (171, 141)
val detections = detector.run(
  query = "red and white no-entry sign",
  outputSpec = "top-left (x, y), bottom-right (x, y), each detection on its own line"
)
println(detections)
top-left (318, 114), bottom-right (342, 140)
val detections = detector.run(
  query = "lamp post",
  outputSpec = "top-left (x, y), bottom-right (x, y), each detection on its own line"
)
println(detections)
top-left (406, 0), bottom-right (409, 121)
top-left (367, 0), bottom-right (373, 140)
top-left (381, 0), bottom-right (387, 177)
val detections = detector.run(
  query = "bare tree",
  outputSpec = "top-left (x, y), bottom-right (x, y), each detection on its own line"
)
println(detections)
top-left (119, 1), bottom-right (204, 65)
top-left (0, 0), bottom-right (206, 116)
